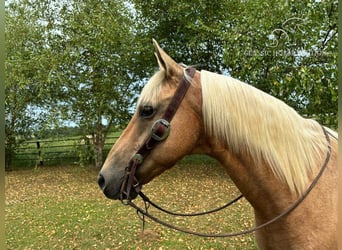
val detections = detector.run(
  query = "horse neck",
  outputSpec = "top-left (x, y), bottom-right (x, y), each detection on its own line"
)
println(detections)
top-left (204, 135), bottom-right (338, 249)
top-left (205, 137), bottom-right (298, 217)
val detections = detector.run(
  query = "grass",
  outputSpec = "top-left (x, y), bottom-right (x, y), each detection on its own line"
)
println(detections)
top-left (5, 161), bottom-right (258, 249)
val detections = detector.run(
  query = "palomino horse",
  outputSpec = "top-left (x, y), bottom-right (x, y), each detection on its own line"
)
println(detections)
top-left (98, 40), bottom-right (338, 249)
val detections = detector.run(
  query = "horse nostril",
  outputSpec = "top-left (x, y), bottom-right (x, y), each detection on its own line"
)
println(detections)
top-left (97, 174), bottom-right (106, 190)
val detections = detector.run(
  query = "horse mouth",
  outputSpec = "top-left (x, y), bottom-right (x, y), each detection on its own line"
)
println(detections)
top-left (101, 182), bottom-right (139, 201)
top-left (119, 189), bottom-right (139, 201)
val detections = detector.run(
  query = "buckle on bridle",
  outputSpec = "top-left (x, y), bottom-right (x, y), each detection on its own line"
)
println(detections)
top-left (132, 153), bottom-right (144, 164)
top-left (151, 119), bottom-right (170, 141)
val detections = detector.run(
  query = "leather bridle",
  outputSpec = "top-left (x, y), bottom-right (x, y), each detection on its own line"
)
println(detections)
top-left (119, 66), bottom-right (334, 237)
top-left (120, 67), bottom-right (196, 202)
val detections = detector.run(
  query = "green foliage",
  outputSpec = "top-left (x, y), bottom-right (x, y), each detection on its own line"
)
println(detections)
top-left (75, 137), bottom-right (95, 167)
top-left (132, 0), bottom-right (338, 128)
top-left (43, 0), bottom-right (140, 167)
top-left (133, 0), bottom-right (233, 72)
top-left (5, 0), bottom-right (139, 168)
top-left (51, 0), bottom-right (137, 126)
top-left (221, 0), bottom-right (338, 127)
top-left (6, 0), bottom-right (338, 169)
top-left (5, 1), bottom-right (53, 169)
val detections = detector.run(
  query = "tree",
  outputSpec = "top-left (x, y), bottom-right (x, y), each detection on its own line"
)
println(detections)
top-left (6, 0), bottom-right (141, 168)
top-left (6, 0), bottom-right (337, 169)
top-left (132, 0), bottom-right (233, 73)
top-left (221, 0), bottom-right (338, 126)
top-left (47, 0), bottom-right (138, 167)
top-left (132, 0), bottom-right (338, 128)
top-left (5, 1), bottom-right (53, 170)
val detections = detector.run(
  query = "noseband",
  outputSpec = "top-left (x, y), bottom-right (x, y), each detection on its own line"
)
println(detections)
top-left (120, 67), bottom-right (196, 202)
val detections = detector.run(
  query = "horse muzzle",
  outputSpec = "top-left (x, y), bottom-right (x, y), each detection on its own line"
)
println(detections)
top-left (97, 171), bottom-right (140, 201)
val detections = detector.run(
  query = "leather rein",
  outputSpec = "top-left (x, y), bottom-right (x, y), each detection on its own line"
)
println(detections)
top-left (119, 66), bottom-right (333, 237)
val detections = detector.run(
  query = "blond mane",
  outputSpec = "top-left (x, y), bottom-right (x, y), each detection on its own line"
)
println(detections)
top-left (201, 70), bottom-right (328, 195)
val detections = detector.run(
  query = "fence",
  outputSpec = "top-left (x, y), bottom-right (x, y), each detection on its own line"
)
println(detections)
top-left (12, 136), bottom-right (119, 167)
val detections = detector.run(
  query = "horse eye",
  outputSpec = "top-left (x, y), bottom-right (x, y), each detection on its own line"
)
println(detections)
top-left (139, 105), bottom-right (155, 118)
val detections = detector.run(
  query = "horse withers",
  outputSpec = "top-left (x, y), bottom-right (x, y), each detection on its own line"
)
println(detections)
top-left (98, 39), bottom-right (338, 249)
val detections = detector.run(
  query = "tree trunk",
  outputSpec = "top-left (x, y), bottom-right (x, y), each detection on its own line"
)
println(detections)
top-left (5, 145), bottom-right (13, 171)
top-left (5, 134), bottom-right (15, 171)
top-left (94, 122), bottom-right (104, 168)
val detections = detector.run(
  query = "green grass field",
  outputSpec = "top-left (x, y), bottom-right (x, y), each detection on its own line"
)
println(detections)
top-left (5, 161), bottom-right (257, 249)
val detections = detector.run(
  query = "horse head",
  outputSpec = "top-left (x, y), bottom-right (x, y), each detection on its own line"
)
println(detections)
top-left (98, 40), bottom-right (203, 200)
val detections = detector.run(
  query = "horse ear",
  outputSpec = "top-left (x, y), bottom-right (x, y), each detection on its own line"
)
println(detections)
top-left (152, 38), bottom-right (182, 78)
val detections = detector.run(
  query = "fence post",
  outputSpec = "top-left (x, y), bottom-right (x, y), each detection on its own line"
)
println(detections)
top-left (36, 141), bottom-right (43, 166)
